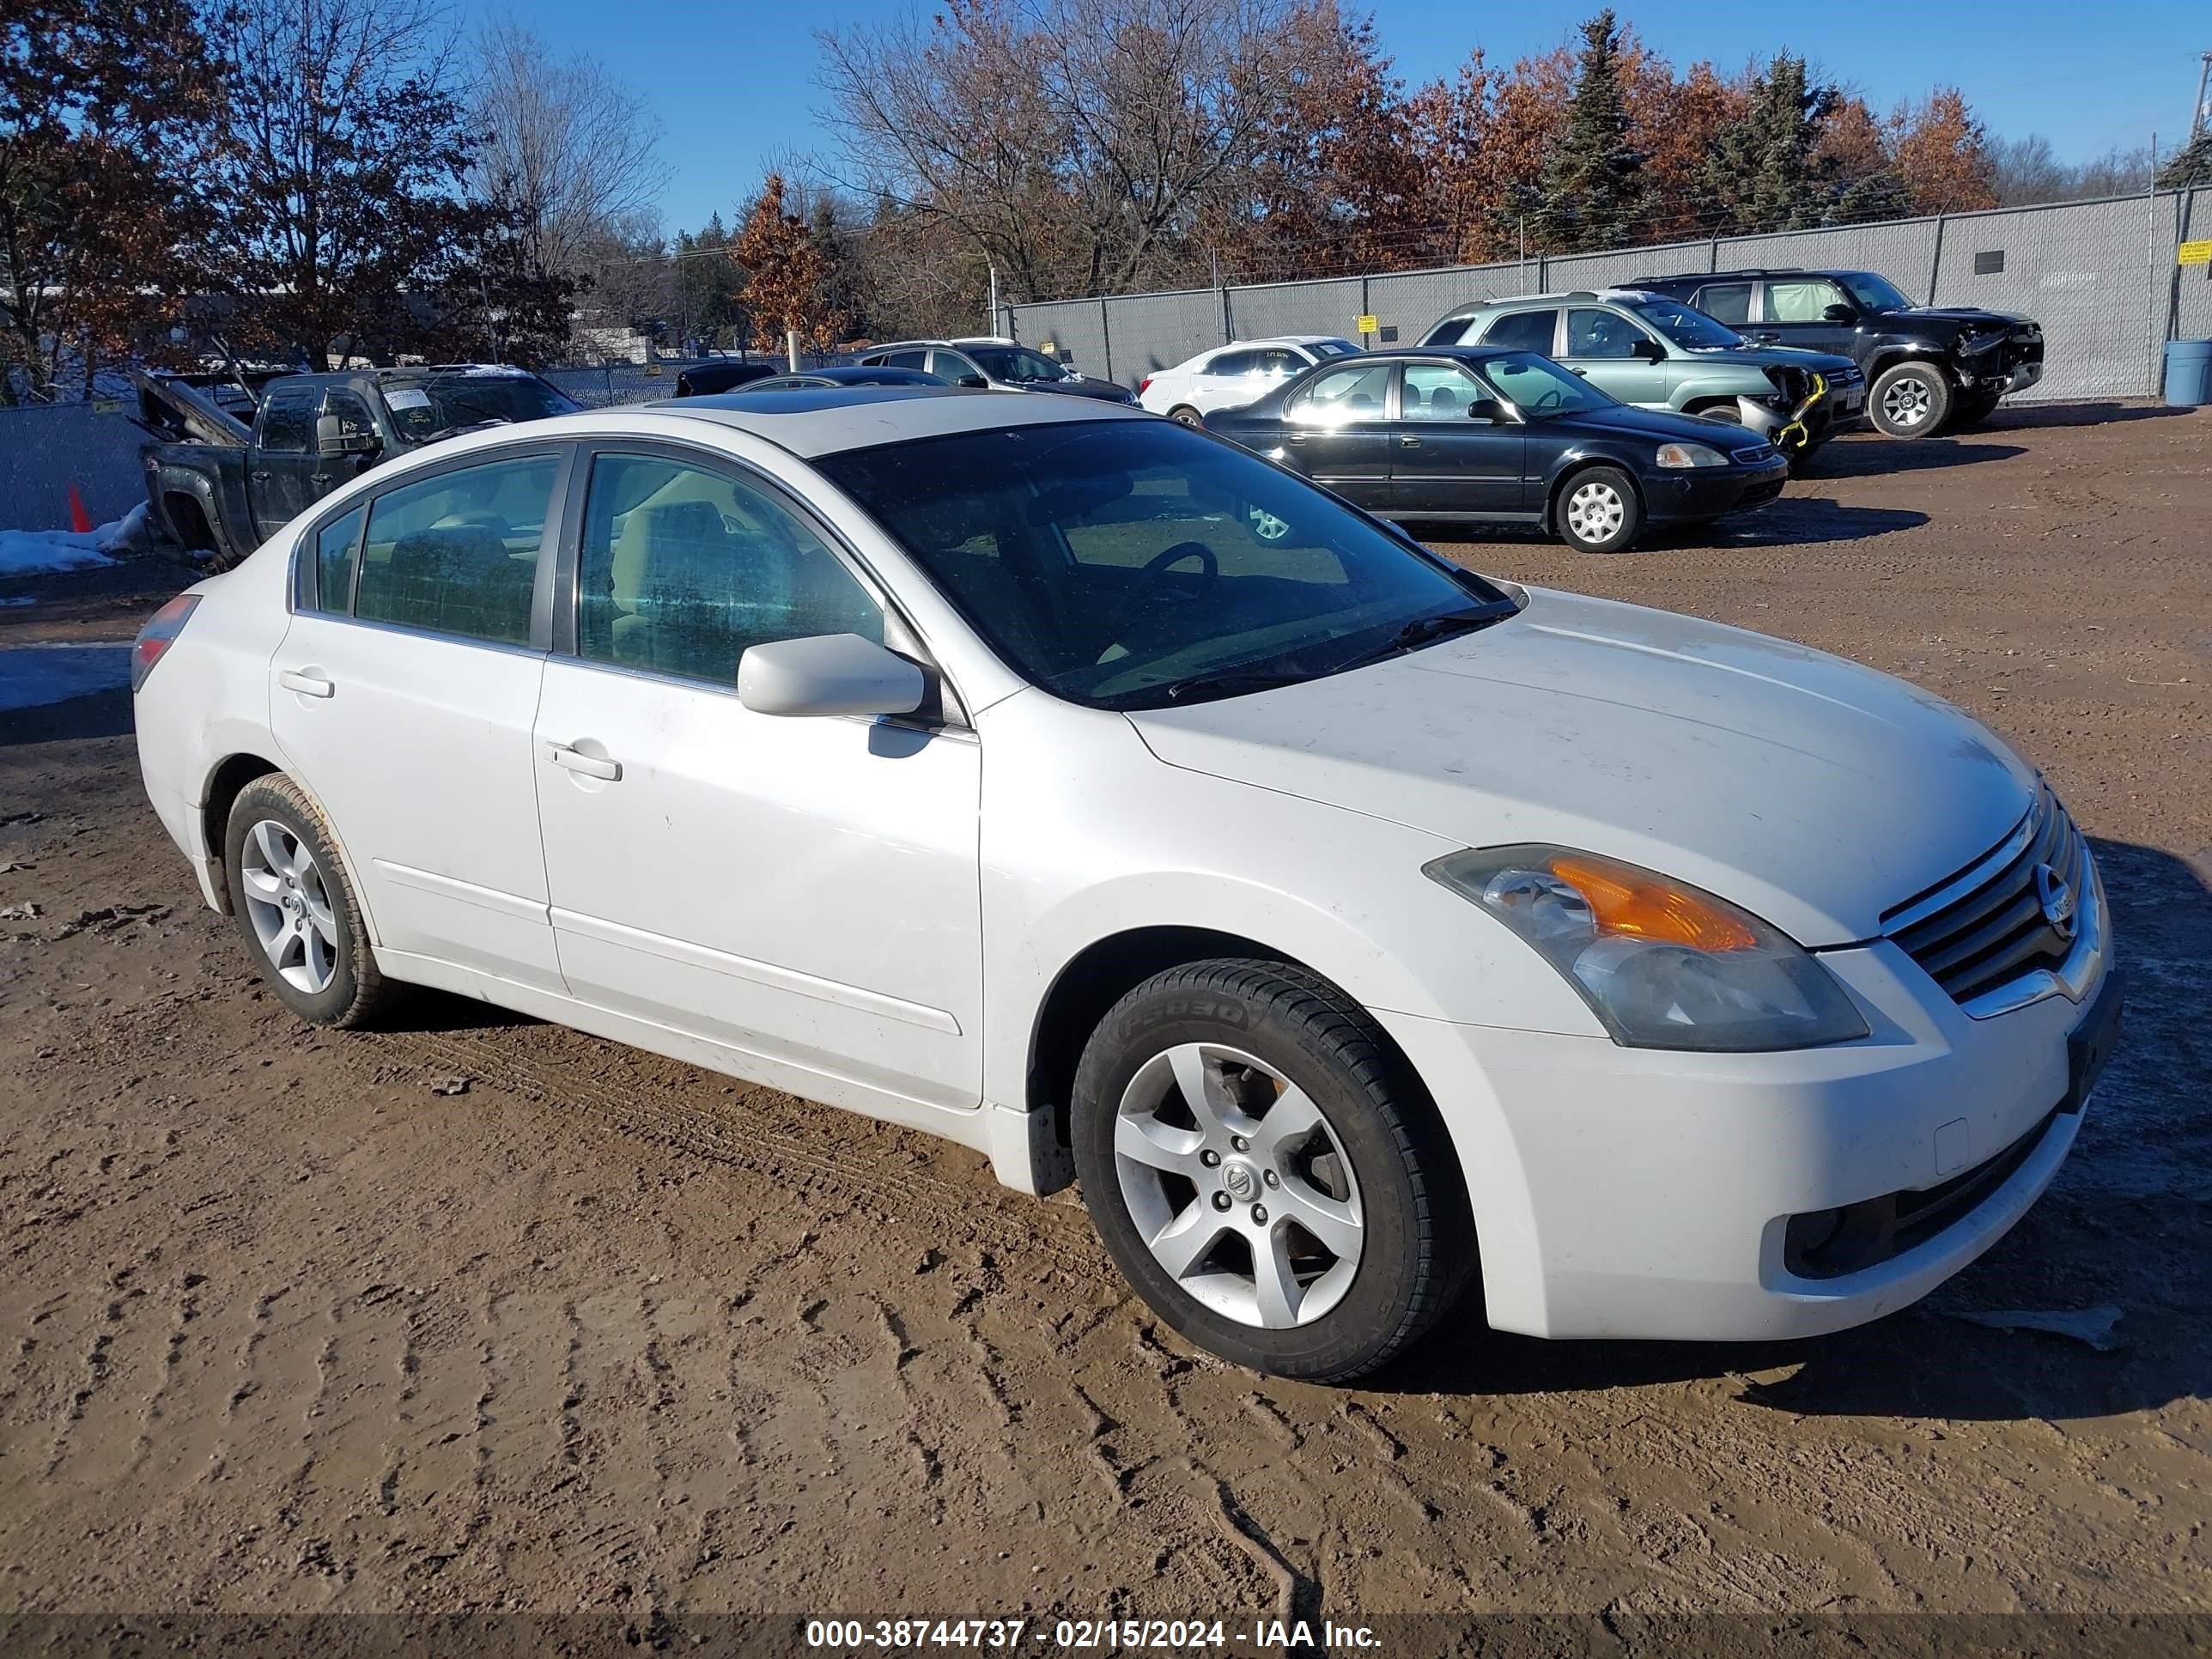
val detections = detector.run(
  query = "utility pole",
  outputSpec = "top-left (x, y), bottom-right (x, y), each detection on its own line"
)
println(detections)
top-left (988, 264), bottom-right (998, 337)
top-left (2194, 52), bottom-right (2212, 140)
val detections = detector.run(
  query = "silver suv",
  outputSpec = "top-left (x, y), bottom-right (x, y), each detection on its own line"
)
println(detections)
top-left (857, 337), bottom-right (1137, 405)
top-left (1421, 289), bottom-right (1864, 459)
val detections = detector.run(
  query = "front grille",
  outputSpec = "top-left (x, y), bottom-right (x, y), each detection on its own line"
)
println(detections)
top-left (1885, 786), bottom-right (2085, 1006)
top-left (1827, 365), bottom-right (1863, 388)
top-left (1731, 445), bottom-right (1774, 465)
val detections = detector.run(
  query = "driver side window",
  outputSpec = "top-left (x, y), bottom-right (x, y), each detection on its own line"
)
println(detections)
top-left (1566, 308), bottom-right (1649, 359)
top-left (1764, 278), bottom-right (1848, 322)
top-left (576, 453), bottom-right (884, 685)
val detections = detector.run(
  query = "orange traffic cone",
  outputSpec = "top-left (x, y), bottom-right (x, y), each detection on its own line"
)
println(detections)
top-left (67, 483), bottom-right (93, 534)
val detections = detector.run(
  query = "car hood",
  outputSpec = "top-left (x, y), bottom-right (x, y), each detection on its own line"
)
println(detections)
top-left (1539, 402), bottom-right (1776, 447)
top-left (1037, 376), bottom-right (1136, 403)
top-left (1684, 344), bottom-right (1860, 374)
top-left (1126, 587), bottom-right (2037, 946)
top-left (1888, 307), bottom-right (2035, 330)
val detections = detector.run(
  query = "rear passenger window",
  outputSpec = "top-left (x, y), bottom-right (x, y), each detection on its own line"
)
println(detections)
top-left (1481, 310), bottom-right (1559, 354)
top-left (576, 453), bottom-right (884, 685)
top-left (311, 505), bottom-right (364, 612)
top-left (1285, 361), bottom-right (1391, 425)
top-left (1206, 350), bottom-right (1255, 377)
top-left (883, 349), bottom-right (930, 371)
top-left (1697, 283), bottom-right (1753, 325)
top-left (352, 454), bottom-right (557, 646)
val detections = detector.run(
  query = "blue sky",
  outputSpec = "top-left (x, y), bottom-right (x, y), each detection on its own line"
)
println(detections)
top-left (466, 0), bottom-right (2206, 237)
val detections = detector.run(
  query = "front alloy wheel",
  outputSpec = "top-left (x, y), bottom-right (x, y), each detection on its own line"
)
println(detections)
top-left (1072, 959), bottom-right (1473, 1381)
top-left (1113, 1042), bottom-right (1364, 1329)
top-left (1870, 362), bottom-right (1953, 437)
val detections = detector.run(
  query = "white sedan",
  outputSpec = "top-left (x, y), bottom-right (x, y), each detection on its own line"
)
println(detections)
top-left (132, 386), bottom-right (2121, 1382)
top-left (1137, 336), bottom-right (1360, 423)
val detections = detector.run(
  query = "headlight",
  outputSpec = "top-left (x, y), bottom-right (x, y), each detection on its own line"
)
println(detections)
top-left (1425, 846), bottom-right (1869, 1052)
top-left (1655, 441), bottom-right (1727, 469)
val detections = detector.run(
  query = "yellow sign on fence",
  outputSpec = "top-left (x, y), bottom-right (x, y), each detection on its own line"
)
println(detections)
top-left (2179, 240), bottom-right (2212, 267)
top-left (1355, 314), bottom-right (1380, 334)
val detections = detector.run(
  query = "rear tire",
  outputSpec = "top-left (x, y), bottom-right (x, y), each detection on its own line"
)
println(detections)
top-left (1168, 404), bottom-right (1203, 427)
top-left (223, 775), bottom-right (390, 1029)
top-left (1554, 466), bottom-right (1642, 554)
top-left (1070, 960), bottom-right (1474, 1382)
top-left (1870, 361), bottom-right (1953, 437)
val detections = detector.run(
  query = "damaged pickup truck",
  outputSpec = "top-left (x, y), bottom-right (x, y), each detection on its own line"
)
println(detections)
top-left (1419, 289), bottom-right (1864, 465)
top-left (135, 364), bottom-right (580, 569)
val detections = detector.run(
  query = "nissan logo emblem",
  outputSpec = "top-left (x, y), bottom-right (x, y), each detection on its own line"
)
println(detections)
top-left (2033, 862), bottom-right (2078, 943)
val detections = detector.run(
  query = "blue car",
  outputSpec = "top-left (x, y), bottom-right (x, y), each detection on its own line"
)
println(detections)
top-left (1203, 346), bottom-right (1790, 554)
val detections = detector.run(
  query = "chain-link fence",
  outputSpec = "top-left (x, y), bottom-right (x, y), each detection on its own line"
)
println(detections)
top-left (998, 191), bottom-right (2208, 403)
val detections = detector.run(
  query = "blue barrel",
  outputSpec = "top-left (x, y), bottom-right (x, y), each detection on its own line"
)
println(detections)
top-left (2165, 339), bottom-right (2212, 406)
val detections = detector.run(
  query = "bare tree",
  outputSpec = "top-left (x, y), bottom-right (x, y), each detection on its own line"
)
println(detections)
top-left (818, 0), bottom-right (1312, 302)
top-left (471, 17), bottom-right (669, 283)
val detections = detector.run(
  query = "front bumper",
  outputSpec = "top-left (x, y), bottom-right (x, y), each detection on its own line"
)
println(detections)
top-left (1375, 861), bottom-right (2117, 1342)
top-left (1648, 457), bottom-right (1790, 523)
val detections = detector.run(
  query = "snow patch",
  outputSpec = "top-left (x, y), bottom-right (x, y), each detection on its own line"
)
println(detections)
top-left (0, 520), bottom-right (127, 578)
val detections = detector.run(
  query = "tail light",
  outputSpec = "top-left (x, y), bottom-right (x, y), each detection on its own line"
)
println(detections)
top-left (131, 593), bottom-right (200, 692)
top-left (1138, 375), bottom-right (1152, 395)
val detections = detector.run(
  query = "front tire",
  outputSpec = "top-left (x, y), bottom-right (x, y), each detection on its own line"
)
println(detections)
top-left (1554, 466), bottom-right (1643, 553)
top-left (224, 775), bottom-right (389, 1029)
top-left (1070, 960), bottom-right (1473, 1382)
top-left (1870, 361), bottom-right (1953, 437)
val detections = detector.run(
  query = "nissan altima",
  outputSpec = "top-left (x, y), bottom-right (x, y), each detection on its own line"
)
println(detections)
top-left (131, 386), bottom-right (2122, 1382)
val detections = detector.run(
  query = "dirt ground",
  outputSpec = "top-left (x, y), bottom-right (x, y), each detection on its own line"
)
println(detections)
top-left (2, 401), bottom-right (2209, 1638)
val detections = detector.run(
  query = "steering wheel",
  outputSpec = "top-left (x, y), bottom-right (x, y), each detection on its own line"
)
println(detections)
top-left (1096, 540), bottom-right (1218, 656)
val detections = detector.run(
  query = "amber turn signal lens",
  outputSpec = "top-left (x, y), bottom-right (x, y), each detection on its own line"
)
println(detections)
top-left (1547, 854), bottom-right (1759, 951)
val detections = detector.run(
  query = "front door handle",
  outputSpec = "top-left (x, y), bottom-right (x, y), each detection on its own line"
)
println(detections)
top-left (1399, 434), bottom-right (1421, 447)
top-left (250, 470), bottom-right (272, 483)
top-left (277, 669), bottom-right (334, 698)
top-left (545, 743), bottom-right (622, 781)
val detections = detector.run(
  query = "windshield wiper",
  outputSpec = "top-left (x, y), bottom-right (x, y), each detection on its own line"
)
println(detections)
top-left (1329, 603), bottom-right (1517, 672)
top-left (1158, 668), bottom-right (1311, 703)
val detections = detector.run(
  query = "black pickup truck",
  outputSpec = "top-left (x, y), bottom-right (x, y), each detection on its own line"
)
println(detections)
top-left (137, 364), bottom-right (580, 569)
top-left (1625, 268), bottom-right (2045, 438)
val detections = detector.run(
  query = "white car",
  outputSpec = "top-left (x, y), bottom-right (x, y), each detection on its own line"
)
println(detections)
top-left (132, 387), bottom-right (2121, 1382)
top-left (1138, 336), bottom-right (1361, 423)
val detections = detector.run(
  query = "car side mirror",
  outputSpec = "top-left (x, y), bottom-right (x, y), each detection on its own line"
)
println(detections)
top-left (1630, 338), bottom-right (1666, 363)
top-left (957, 374), bottom-right (988, 389)
top-left (314, 413), bottom-right (377, 456)
top-left (1466, 398), bottom-right (1504, 423)
top-left (1822, 303), bottom-right (1857, 323)
top-left (738, 634), bottom-right (926, 719)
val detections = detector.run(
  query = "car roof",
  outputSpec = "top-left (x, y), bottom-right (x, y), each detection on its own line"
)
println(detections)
top-left (1208, 336), bottom-right (1348, 350)
top-left (635, 384), bottom-right (1148, 458)
top-left (1435, 289), bottom-right (1640, 317)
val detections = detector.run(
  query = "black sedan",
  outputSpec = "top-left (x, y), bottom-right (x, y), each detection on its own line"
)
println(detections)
top-left (672, 361), bottom-right (781, 397)
top-left (1202, 346), bottom-right (1789, 553)
top-left (731, 366), bottom-right (947, 392)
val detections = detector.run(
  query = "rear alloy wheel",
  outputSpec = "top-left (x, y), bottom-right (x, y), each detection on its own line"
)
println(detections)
top-left (1169, 404), bottom-right (1204, 427)
top-left (1870, 362), bottom-right (1954, 437)
top-left (224, 775), bottom-right (389, 1028)
top-left (1071, 960), bottom-right (1473, 1381)
top-left (1555, 466), bottom-right (1642, 554)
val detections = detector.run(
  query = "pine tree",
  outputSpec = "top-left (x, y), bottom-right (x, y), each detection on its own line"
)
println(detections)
top-left (2154, 128), bottom-right (2212, 190)
top-left (1703, 53), bottom-right (1836, 234)
top-left (1529, 10), bottom-right (1644, 252)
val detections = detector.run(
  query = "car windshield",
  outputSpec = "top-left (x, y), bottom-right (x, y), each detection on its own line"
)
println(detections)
top-left (1480, 350), bottom-right (1619, 417)
top-left (385, 374), bottom-right (580, 442)
top-left (1624, 298), bottom-right (1744, 349)
top-left (815, 420), bottom-right (1512, 709)
top-left (1840, 271), bottom-right (1914, 313)
top-left (968, 346), bottom-right (1074, 383)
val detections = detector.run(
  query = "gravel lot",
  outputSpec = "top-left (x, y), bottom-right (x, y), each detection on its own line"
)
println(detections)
top-left (1, 402), bottom-right (2207, 1638)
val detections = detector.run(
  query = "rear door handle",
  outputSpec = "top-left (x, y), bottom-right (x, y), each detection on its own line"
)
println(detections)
top-left (1399, 434), bottom-right (1421, 447)
top-left (544, 743), bottom-right (622, 781)
top-left (276, 669), bottom-right (333, 698)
